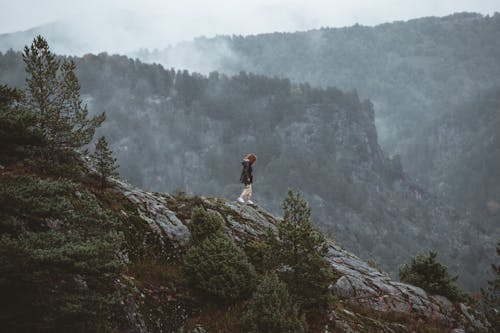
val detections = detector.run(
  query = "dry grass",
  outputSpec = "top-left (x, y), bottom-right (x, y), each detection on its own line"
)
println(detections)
top-left (128, 259), bottom-right (186, 287)
top-left (183, 302), bottom-right (246, 333)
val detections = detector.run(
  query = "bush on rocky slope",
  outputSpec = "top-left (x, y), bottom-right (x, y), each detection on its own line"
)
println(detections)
top-left (183, 207), bottom-right (257, 301)
top-left (272, 189), bottom-right (334, 312)
top-left (399, 250), bottom-right (467, 302)
top-left (243, 273), bottom-right (307, 333)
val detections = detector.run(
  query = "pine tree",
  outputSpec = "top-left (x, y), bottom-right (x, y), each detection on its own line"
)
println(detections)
top-left (481, 242), bottom-right (499, 328)
top-left (22, 35), bottom-right (105, 152)
top-left (244, 273), bottom-right (307, 333)
top-left (188, 206), bottom-right (225, 243)
top-left (90, 136), bottom-right (118, 189)
top-left (0, 84), bottom-right (44, 149)
top-left (183, 207), bottom-right (256, 301)
top-left (399, 250), bottom-right (466, 302)
top-left (246, 228), bottom-right (281, 274)
top-left (275, 190), bottom-right (334, 311)
top-left (0, 176), bottom-right (124, 332)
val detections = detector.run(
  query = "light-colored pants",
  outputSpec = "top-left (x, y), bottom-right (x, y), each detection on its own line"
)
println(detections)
top-left (240, 184), bottom-right (252, 201)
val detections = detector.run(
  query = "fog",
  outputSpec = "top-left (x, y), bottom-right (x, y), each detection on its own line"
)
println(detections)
top-left (1, 0), bottom-right (499, 54)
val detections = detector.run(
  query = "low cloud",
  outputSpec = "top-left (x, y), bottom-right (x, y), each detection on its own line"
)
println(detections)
top-left (1, 0), bottom-right (499, 52)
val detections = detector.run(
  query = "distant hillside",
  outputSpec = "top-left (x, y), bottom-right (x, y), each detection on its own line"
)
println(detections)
top-left (0, 10), bottom-right (167, 55)
top-left (0, 51), bottom-right (496, 290)
top-left (3, 13), bottom-right (499, 222)
top-left (135, 12), bottom-right (500, 187)
top-left (420, 88), bottom-right (500, 235)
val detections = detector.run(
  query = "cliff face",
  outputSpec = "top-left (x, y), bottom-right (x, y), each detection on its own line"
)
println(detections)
top-left (110, 178), bottom-right (489, 333)
top-left (419, 89), bottom-right (500, 237)
top-left (135, 13), bottom-right (500, 174)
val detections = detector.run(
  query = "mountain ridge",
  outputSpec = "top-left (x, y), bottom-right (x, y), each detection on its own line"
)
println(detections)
top-left (133, 12), bottom-right (500, 199)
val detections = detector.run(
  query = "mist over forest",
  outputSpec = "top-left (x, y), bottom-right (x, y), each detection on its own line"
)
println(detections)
top-left (135, 12), bottom-right (500, 272)
top-left (137, 13), bottom-right (500, 193)
top-left (1, 11), bottom-right (499, 292)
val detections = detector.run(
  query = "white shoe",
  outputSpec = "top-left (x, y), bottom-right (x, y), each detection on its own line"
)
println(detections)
top-left (246, 200), bottom-right (255, 205)
top-left (237, 197), bottom-right (245, 204)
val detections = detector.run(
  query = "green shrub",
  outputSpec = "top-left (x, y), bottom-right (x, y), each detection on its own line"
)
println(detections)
top-left (399, 250), bottom-right (466, 302)
top-left (274, 190), bottom-right (334, 311)
top-left (244, 273), bottom-right (307, 333)
top-left (245, 229), bottom-right (280, 274)
top-left (188, 207), bottom-right (225, 243)
top-left (90, 136), bottom-right (119, 189)
top-left (183, 207), bottom-right (256, 301)
top-left (367, 259), bottom-right (383, 274)
top-left (173, 188), bottom-right (189, 200)
top-left (0, 84), bottom-right (47, 168)
top-left (0, 176), bottom-right (124, 332)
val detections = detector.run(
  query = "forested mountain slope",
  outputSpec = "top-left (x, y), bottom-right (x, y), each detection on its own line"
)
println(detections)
top-left (418, 88), bottom-right (500, 238)
top-left (2, 13), bottom-right (499, 217)
top-left (136, 12), bottom-right (500, 192)
top-left (0, 51), bottom-right (495, 290)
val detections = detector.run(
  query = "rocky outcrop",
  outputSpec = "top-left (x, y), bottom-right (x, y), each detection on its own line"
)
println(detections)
top-left (111, 178), bottom-right (490, 333)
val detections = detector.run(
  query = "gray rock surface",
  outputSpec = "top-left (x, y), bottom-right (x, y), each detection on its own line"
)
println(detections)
top-left (112, 178), bottom-right (190, 247)
top-left (111, 181), bottom-right (490, 332)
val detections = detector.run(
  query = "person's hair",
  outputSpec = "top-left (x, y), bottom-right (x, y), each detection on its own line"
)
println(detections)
top-left (245, 153), bottom-right (257, 164)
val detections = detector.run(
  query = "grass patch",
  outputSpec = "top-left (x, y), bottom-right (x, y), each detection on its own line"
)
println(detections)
top-left (183, 302), bottom-right (246, 333)
top-left (128, 259), bottom-right (187, 288)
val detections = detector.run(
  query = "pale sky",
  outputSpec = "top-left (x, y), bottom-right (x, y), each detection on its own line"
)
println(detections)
top-left (1, 0), bottom-right (499, 44)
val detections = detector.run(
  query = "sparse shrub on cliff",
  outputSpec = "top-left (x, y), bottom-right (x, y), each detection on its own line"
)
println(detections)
top-left (244, 273), bottom-right (307, 333)
top-left (399, 250), bottom-right (466, 302)
top-left (183, 207), bottom-right (256, 301)
top-left (273, 190), bottom-right (334, 312)
top-left (187, 207), bottom-right (224, 243)
top-left (367, 258), bottom-right (384, 274)
top-left (245, 228), bottom-right (280, 274)
top-left (90, 136), bottom-right (119, 189)
top-left (0, 85), bottom-right (45, 154)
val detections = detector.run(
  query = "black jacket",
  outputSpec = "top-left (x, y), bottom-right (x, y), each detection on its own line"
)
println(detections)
top-left (240, 160), bottom-right (253, 185)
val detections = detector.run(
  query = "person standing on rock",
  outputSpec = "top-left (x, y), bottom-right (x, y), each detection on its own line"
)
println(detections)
top-left (237, 153), bottom-right (257, 205)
